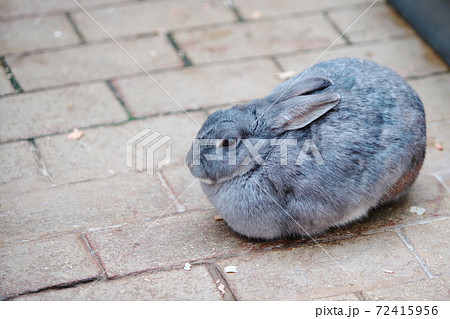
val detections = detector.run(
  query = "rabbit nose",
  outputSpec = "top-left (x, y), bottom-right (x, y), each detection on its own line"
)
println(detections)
top-left (185, 150), bottom-right (194, 168)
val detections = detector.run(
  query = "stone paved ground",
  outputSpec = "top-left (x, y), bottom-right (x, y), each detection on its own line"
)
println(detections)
top-left (0, 0), bottom-right (449, 301)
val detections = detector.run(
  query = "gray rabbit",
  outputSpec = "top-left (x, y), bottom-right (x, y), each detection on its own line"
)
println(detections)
top-left (186, 57), bottom-right (426, 240)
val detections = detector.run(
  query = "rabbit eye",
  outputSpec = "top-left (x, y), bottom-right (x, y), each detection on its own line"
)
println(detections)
top-left (218, 138), bottom-right (238, 148)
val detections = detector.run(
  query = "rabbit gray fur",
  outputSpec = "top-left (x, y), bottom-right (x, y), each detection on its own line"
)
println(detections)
top-left (186, 57), bottom-right (426, 240)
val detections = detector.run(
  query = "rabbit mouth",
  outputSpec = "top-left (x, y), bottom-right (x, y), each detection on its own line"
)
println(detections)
top-left (198, 177), bottom-right (216, 184)
top-left (198, 173), bottom-right (240, 185)
top-left (198, 165), bottom-right (254, 185)
top-left (198, 176), bottom-right (231, 185)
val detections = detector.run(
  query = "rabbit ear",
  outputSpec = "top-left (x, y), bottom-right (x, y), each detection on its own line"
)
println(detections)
top-left (262, 76), bottom-right (340, 132)
top-left (267, 76), bottom-right (333, 103)
top-left (268, 92), bottom-right (340, 132)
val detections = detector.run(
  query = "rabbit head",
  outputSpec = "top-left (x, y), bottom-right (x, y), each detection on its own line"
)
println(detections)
top-left (185, 76), bottom-right (340, 184)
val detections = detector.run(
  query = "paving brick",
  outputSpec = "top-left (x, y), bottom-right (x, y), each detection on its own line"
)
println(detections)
top-left (161, 164), bottom-right (214, 211)
top-left (217, 232), bottom-right (426, 300)
top-left (0, 141), bottom-right (48, 195)
top-left (408, 74), bottom-right (450, 123)
top-left (328, 3), bottom-right (414, 43)
top-left (0, 83), bottom-right (128, 142)
top-left (423, 123), bottom-right (450, 174)
top-left (85, 210), bottom-right (280, 278)
top-left (6, 36), bottom-right (182, 90)
top-left (232, 0), bottom-right (372, 20)
top-left (14, 265), bottom-right (222, 300)
top-left (34, 112), bottom-right (205, 184)
top-left (403, 219), bottom-right (450, 276)
top-left (174, 14), bottom-right (343, 64)
top-left (35, 125), bottom-right (130, 185)
top-left (277, 36), bottom-right (449, 78)
top-left (0, 15), bottom-right (80, 56)
top-left (0, 0), bottom-right (131, 19)
top-left (132, 112), bottom-right (206, 166)
top-left (72, 0), bottom-right (236, 42)
top-left (0, 233), bottom-right (100, 298)
top-left (116, 59), bottom-right (281, 117)
top-left (367, 275), bottom-right (450, 301)
top-left (0, 70), bottom-right (14, 95)
top-left (0, 172), bottom-right (174, 243)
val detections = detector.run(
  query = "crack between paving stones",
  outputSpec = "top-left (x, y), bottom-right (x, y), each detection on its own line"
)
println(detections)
top-left (28, 138), bottom-right (53, 184)
top-left (396, 229), bottom-right (435, 279)
top-left (156, 171), bottom-right (187, 213)
top-left (323, 11), bottom-right (351, 45)
top-left (166, 32), bottom-right (193, 67)
top-left (81, 233), bottom-right (108, 278)
top-left (430, 173), bottom-right (450, 193)
top-left (0, 56), bottom-right (23, 93)
top-left (0, 63), bottom-right (187, 97)
top-left (223, 0), bottom-right (245, 22)
top-left (64, 12), bottom-right (87, 44)
top-left (204, 263), bottom-right (237, 301)
top-left (6, 260), bottom-right (239, 300)
top-left (105, 79), bottom-right (134, 120)
top-left (269, 55), bottom-right (285, 72)
top-left (405, 70), bottom-right (450, 81)
top-left (1, 277), bottom-right (99, 301)
top-left (3, 215), bottom-right (446, 248)
top-left (354, 291), bottom-right (370, 301)
top-left (0, 119), bottom-right (131, 145)
top-left (49, 171), bottom-right (129, 188)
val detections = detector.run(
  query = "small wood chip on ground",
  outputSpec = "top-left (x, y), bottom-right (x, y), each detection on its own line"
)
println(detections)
top-left (183, 262), bottom-right (191, 271)
top-left (251, 10), bottom-right (261, 19)
top-left (224, 266), bottom-right (237, 273)
top-left (276, 70), bottom-right (296, 81)
top-left (67, 128), bottom-right (84, 140)
top-left (409, 206), bottom-right (426, 216)
top-left (217, 283), bottom-right (226, 294)
top-left (214, 214), bottom-right (224, 221)
top-left (435, 142), bottom-right (444, 151)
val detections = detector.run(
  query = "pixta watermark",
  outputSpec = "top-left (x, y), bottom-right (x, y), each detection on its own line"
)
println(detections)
top-left (127, 129), bottom-right (324, 175)
top-left (126, 128), bottom-right (172, 175)
top-left (189, 138), bottom-right (324, 166)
